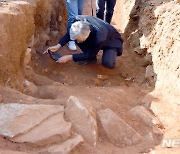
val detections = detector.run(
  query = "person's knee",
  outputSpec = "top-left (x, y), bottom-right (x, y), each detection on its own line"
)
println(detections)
top-left (102, 60), bottom-right (115, 69)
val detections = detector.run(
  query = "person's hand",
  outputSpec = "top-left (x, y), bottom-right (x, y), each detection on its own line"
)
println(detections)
top-left (56, 55), bottom-right (72, 64)
top-left (43, 44), bottom-right (61, 54)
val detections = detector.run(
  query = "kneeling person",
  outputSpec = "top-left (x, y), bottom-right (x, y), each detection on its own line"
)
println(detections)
top-left (45, 15), bottom-right (123, 68)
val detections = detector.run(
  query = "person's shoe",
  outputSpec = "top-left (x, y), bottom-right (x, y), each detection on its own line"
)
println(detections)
top-left (78, 58), bottom-right (97, 65)
top-left (67, 41), bottom-right (77, 51)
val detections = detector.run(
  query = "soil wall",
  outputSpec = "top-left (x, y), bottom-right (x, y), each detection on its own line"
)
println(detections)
top-left (123, 0), bottom-right (180, 102)
top-left (0, 0), bottom-right (67, 87)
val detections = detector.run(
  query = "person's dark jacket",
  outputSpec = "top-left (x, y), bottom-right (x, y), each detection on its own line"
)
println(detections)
top-left (59, 15), bottom-right (123, 62)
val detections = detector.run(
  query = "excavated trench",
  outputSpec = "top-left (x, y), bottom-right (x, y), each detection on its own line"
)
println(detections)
top-left (0, 0), bottom-right (180, 154)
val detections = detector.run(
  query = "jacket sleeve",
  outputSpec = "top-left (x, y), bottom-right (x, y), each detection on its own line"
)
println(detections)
top-left (72, 40), bottom-right (105, 61)
top-left (58, 32), bottom-right (70, 47)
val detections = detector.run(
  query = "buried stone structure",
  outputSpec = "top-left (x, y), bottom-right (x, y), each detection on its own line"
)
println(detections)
top-left (0, 97), bottom-right (150, 152)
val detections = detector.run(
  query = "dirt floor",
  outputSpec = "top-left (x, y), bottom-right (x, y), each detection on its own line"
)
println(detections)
top-left (0, 0), bottom-right (179, 154)
top-left (0, 43), bottom-right (155, 154)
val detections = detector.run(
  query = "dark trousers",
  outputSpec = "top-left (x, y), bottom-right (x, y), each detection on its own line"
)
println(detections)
top-left (102, 48), bottom-right (117, 68)
top-left (96, 0), bottom-right (117, 23)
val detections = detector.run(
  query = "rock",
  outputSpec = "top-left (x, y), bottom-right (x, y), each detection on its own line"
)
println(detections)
top-left (134, 46), bottom-right (144, 55)
top-left (152, 125), bottom-right (163, 135)
top-left (145, 132), bottom-right (154, 143)
top-left (27, 35), bottom-right (34, 48)
top-left (141, 53), bottom-right (153, 67)
top-left (97, 75), bottom-right (109, 81)
top-left (12, 113), bottom-right (71, 146)
top-left (39, 32), bottom-right (50, 42)
top-left (51, 30), bottom-right (59, 38)
top-left (130, 106), bottom-right (160, 126)
top-left (129, 30), bottom-right (140, 48)
top-left (145, 65), bottom-right (156, 86)
top-left (44, 68), bottom-right (48, 73)
top-left (0, 104), bottom-right (71, 146)
top-left (58, 16), bottom-right (62, 22)
top-left (144, 127), bottom-right (163, 144)
top-left (142, 94), bottom-right (153, 108)
top-left (34, 86), bottom-right (57, 100)
top-left (144, 53), bottom-right (152, 65)
top-left (98, 137), bottom-right (103, 142)
top-left (0, 150), bottom-right (28, 154)
top-left (98, 109), bottom-right (142, 147)
top-left (48, 134), bottom-right (84, 154)
top-left (23, 80), bottom-right (38, 95)
top-left (24, 48), bottom-right (32, 68)
top-left (65, 96), bottom-right (98, 146)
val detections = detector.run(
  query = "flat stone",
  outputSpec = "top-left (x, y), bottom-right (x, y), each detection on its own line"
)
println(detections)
top-left (145, 132), bottom-right (154, 143)
top-left (98, 109), bottom-right (142, 147)
top-left (11, 113), bottom-right (71, 146)
top-left (48, 134), bottom-right (84, 154)
top-left (0, 104), bottom-right (71, 146)
top-left (0, 150), bottom-right (28, 154)
top-left (65, 96), bottom-right (98, 146)
top-left (152, 125), bottom-right (163, 135)
top-left (130, 106), bottom-right (160, 126)
top-left (0, 104), bottom-right (63, 138)
top-left (23, 80), bottom-right (38, 95)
